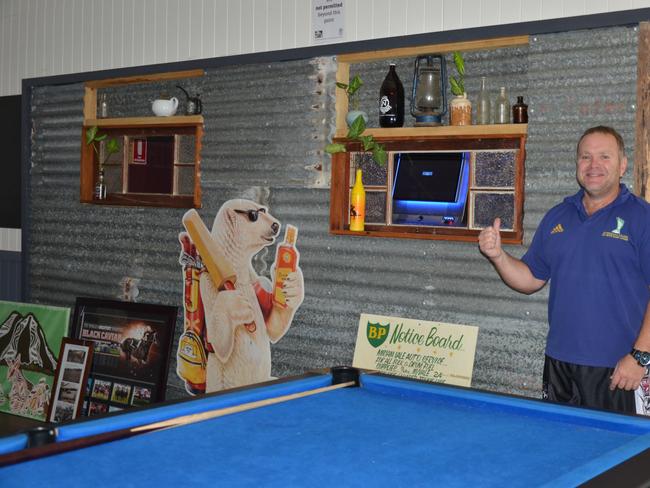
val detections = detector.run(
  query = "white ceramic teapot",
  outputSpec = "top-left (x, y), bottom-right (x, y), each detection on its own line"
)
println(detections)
top-left (152, 97), bottom-right (179, 116)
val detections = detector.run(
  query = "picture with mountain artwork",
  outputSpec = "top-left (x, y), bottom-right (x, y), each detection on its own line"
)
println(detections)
top-left (0, 300), bottom-right (70, 421)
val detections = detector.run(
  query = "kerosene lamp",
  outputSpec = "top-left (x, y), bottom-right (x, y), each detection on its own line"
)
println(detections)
top-left (410, 55), bottom-right (447, 126)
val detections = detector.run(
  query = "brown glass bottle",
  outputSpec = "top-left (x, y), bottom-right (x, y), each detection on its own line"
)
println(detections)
top-left (512, 96), bottom-right (528, 124)
top-left (379, 64), bottom-right (404, 127)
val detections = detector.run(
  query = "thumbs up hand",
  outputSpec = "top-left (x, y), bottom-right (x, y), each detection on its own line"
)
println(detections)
top-left (478, 218), bottom-right (503, 260)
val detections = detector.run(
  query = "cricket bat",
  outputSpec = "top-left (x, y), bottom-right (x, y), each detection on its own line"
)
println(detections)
top-left (182, 209), bottom-right (237, 289)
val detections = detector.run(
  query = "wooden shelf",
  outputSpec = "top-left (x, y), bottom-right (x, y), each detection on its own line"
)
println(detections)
top-left (331, 226), bottom-right (521, 244)
top-left (84, 115), bottom-right (204, 129)
top-left (334, 35), bottom-right (530, 136)
top-left (337, 36), bottom-right (529, 63)
top-left (81, 70), bottom-right (205, 209)
top-left (85, 69), bottom-right (204, 89)
top-left (81, 193), bottom-right (196, 208)
top-left (335, 124), bottom-right (527, 139)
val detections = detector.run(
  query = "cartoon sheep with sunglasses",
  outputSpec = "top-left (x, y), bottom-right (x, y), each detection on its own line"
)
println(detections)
top-left (178, 199), bottom-right (304, 393)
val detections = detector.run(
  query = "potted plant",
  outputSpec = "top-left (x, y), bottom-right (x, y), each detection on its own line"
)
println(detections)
top-left (86, 126), bottom-right (120, 199)
top-left (337, 75), bottom-right (368, 127)
top-left (449, 51), bottom-right (471, 126)
top-left (86, 126), bottom-right (120, 170)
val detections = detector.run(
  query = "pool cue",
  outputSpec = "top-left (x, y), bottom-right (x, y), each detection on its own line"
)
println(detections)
top-left (133, 380), bottom-right (356, 432)
top-left (0, 380), bottom-right (355, 467)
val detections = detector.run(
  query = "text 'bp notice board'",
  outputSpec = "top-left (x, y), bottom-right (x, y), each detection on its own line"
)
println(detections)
top-left (352, 313), bottom-right (479, 387)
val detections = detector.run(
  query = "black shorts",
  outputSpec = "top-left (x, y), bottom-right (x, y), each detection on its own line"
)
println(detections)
top-left (542, 355), bottom-right (637, 414)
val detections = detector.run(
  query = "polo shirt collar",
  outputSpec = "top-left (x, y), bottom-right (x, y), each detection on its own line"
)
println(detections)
top-left (565, 183), bottom-right (630, 218)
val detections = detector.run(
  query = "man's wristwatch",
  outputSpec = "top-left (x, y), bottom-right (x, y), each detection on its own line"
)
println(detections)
top-left (630, 348), bottom-right (650, 367)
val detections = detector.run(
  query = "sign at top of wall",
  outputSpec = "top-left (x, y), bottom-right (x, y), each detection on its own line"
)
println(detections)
top-left (352, 313), bottom-right (479, 387)
top-left (312, 0), bottom-right (345, 43)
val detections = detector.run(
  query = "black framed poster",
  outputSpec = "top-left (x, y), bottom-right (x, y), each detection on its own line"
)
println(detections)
top-left (71, 297), bottom-right (178, 416)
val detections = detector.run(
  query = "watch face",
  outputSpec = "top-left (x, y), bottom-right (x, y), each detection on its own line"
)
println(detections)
top-left (633, 350), bottom-right (650, 366)
top-left (641, 352), bottom-right (650, 366)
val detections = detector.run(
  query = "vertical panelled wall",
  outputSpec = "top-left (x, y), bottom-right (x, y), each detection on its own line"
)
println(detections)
top-left (27, 25), bottom-right (638, 399)
top-left (3, 1), bottom-right (650, 97)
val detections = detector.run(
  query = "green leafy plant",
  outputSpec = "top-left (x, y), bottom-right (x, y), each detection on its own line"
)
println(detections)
top-left (336, 74), bottom-right (363, 111)
top-left (325, 75), bottom-right (387, 166)
top-left (325, 115), bottom-right (387, 166)
top-left (449, 51), bottom-right (465, 96)
top-left (86, 126), bottom-right (120, 169)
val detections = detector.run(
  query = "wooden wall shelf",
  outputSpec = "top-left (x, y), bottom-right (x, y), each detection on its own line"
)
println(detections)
top-left (329, 131), bottom-right (527, 244)
top-left (80, 70), bottom-right (204, 208)
top-left (335, 124), bottom-right (528, 139)
top-left (85, 116), bottom-right (204, 129)
top-left (329, 35), bottom-right (530, 243)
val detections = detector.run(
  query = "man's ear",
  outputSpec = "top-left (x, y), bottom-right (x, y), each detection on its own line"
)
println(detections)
top-left (620, 156), bottom-right (628, 177)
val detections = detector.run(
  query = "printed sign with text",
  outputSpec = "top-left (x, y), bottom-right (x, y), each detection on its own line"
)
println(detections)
top-left (353, 313), bottom-right (479, 387)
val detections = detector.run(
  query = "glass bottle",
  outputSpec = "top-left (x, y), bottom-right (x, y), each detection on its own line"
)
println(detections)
top-left (272, 224), bottom-right (299, 307)
top-left (349, 169), bottom-right (366, 231)
top-left (94, 169), bottom-right (106, 200)
top-left (476, 77), bottom-right (491, 125)
top-left (379, 64), bottom-right (404, 127)
top-left (512, 96), bottom-right (528, 124)
top-left (98, 93), bottom-right (108, 118)
top-left (494, 87), bottom-right (510, 124)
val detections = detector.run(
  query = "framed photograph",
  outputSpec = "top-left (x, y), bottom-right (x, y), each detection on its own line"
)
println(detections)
top-left (71, 297), bottom-right (178, 416)
top-left (47, 338), bottom-right (93, 423)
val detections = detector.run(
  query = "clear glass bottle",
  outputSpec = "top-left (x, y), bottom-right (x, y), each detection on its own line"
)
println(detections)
top-left (98, 93), bottom-right (108, 118)
top-left (476, 76), bottom-right (491, 125)
top-left (94, 169), bottom-right (106, 200)
top-left (494, 87), bottom-right (510, 124)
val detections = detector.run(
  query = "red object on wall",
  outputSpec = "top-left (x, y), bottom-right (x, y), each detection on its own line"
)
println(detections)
top-left (132, 139), bottom-right (148, 164)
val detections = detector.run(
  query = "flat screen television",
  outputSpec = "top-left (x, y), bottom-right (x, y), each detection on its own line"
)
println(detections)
top-left (391, 152), bottom-right (470, 226)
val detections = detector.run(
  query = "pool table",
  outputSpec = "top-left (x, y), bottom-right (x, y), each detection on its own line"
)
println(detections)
top-left (1, 367), bottom-right (650, 487)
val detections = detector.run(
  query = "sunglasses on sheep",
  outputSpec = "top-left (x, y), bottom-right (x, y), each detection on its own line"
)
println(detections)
top-left (233, 208), bottom-right (267, 222)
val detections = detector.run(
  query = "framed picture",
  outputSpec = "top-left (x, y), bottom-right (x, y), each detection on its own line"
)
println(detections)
top-left (47, 338), bottom-right (94, 423)
top-left (0, 300), bottom-right (71, 421)
top-left (71, 297), bottom-right (178, 416)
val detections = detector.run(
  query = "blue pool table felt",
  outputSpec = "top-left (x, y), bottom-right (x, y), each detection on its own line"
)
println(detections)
top-left (2, 373), bottom-right (650, 487)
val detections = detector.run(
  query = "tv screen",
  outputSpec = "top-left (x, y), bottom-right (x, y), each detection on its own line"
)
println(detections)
top-left (392, 152), bottom-right (464, 203)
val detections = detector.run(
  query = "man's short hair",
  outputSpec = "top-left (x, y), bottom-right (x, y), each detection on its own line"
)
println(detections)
top-left (577, 126), bottom-right (626, 159)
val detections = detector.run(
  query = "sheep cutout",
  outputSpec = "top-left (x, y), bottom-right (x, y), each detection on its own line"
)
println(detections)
top-left (177, 199), bottom-right (304, 393)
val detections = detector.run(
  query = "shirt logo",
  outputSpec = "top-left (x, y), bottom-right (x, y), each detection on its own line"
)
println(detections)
top-left (602, 217), bottom-right (629, 241)
top-left (611, 217), bottom-right (625, 234)
top-left (550, 224), bottom-right (564, 235)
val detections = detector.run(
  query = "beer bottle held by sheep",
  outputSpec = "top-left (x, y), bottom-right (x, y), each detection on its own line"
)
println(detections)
top-left (272, 225), bottom-right (299, 307)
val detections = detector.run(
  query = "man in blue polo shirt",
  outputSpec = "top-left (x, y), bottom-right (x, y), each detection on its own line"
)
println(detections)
top-left (479, 126), bottom-right (650, 414)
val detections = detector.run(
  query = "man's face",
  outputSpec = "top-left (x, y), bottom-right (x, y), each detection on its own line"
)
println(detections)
top-left (576, 132), bottom-right (627, 200)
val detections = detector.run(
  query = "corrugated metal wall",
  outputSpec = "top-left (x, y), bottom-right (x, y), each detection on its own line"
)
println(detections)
top-left (26, 25), bottom-right (639, 399)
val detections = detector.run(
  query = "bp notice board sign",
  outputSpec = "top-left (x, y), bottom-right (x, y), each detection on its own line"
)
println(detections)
top-left (352, 313), bottom-right (479, 387)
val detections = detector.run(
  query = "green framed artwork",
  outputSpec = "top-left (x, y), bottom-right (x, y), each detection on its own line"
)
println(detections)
top-left (0, 300), bottom-right (71, 421)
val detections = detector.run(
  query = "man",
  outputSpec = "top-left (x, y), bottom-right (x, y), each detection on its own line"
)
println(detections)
top-left (479, 126), bottom-right (650, 414)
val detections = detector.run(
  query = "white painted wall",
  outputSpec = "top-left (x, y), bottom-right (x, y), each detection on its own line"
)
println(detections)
top-left (1, 0), bottom-right (649, 251)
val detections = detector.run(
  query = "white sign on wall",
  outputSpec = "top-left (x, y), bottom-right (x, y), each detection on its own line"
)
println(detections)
top-left (312, 0), bottom-right (345, 43)
top-left (353, 313), bottom-right (479, 387)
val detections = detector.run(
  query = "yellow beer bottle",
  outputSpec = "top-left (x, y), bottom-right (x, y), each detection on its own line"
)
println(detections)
top-left (350, 169), bottom-right (366, 231)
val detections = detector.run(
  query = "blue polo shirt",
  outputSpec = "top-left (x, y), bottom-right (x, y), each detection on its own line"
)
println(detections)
top-left (522, 184), bottom-right (650, 368)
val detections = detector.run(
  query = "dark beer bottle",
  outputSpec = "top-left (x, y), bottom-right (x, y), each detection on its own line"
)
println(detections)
top-left (379, 63), bottom-right (404, 127)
